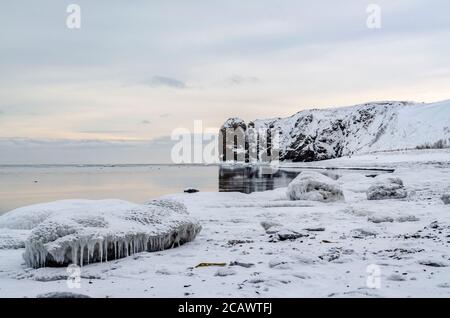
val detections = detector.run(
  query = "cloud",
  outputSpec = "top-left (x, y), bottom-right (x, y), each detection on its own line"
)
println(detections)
top-left (0, 137), bottom-right (177, 164)
top-left (143, 76), bottom-right (187, 89)
top-left (78, 130), bottom-right (132, 135)
top-left (228, 75), bottom-right (260, 85)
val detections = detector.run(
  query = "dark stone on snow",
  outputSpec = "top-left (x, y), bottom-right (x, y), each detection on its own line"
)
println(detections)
top-left (184, 188), bottom-right (199, 193)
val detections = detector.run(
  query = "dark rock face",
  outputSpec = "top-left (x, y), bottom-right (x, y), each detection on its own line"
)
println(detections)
top-left (219, 101), bottom-right (440, 162)
top-left (219, 118), bottom-right (248, 162)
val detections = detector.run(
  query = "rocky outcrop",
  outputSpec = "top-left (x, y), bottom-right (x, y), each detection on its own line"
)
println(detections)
top-left (219, 100), bottom-right (450, 162)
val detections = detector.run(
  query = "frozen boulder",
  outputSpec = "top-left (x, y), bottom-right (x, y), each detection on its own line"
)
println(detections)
top-left (286, 171), bottom-right (344, 202)
top-left (215, 268), bottom-right (237, 277)
top-left (260, 220), bottom-right (282, 231)
top-left (442, 194), bottom-right (450, 205)
top-left (0, 229), bottom-right (29, 249)
top-left (366, 176), bottom-right (407, 200)
top-left (277, 229), bottom-right (307, 241)
top-left (367, 215), bottom-right (394, 224)
top-left (0, 199), bottom-right (201, 268)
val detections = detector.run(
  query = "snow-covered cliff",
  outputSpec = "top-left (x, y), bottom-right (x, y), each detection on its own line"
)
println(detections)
top-left (220, 100), bottom-right (450, 162)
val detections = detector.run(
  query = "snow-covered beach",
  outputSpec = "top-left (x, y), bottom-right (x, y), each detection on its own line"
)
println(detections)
top-left (0, 149), bottom-right (449, 298)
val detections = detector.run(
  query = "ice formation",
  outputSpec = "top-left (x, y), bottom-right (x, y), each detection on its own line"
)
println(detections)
top-left (286, 171), bottom-right (345, 202)
top-left (0, 229), bottom-right (29, 249)
top-left (366, 176), bottom-right (407, 200)
top-left (0, 199), bottom-right (201, 268)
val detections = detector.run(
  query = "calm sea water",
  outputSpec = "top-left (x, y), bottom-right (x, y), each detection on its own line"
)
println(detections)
top-left (0, 164), bottom-right (387, 215)
top-left (0, 165), bottom-right (301, 214)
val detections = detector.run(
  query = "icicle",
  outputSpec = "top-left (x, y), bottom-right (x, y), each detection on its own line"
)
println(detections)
top-left (99, 240), bottom-right (103, 263)
top-left (74, 244), bottom-right (78, 266)
top-left (80, 243), bottom-right (84, 267)
top-left (104, 238), bottom-right (108, 262)
top-left (89, 241), bottom-right (94, 263)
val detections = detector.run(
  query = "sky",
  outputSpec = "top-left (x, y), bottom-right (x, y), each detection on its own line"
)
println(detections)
top-left (0, 0), bottom-right (450, 163)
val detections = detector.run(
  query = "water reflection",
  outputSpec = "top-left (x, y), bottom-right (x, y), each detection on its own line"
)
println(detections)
top-left (219, 166), bottom-right (299, 194)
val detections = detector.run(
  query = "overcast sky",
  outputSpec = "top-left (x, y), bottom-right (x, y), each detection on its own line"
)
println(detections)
top-left (0, 0), bottom-right (449, 163)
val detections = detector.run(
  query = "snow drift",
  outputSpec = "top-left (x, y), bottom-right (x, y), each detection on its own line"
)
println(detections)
top-left (287, 171), bottom-right (344, 202)
top-left (0, 199), bottom-right (201, 268)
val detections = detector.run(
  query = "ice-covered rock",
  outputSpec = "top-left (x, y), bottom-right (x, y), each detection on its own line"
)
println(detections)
top-left (277, 229), bottom-right (307, 241)
top-left (268, 259), bottom-right (291, 269)
top-left (368, 215), bottom-right (394, 224)
top-left (442, 194), bottom-right (450, 205)
top-left (366, 176), bottom-right (407, 200)
top-left (260, 220), bottom-right (282, 231)
top-left (0, 199), bottom-right (201, 268)
top-left (0, 229), bottom-right (29, 249)
top-left (229, 261), bottom-right (254, 268)
top-left (215, 268), bottom-right (237, 277)
top-left (286, 171), bottom-right (344, 202)
top-left (396, 215), bottom-right (420, 223)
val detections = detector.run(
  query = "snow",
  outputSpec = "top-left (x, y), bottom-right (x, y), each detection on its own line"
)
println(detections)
top-left (286, 171), bottom-right (344, 202)
top-left (37, 292), bottom-right (90, 298)
top-left (0, 199), bottom-right (201, 268)
top-left (0, 149), bottom-right (449, 298)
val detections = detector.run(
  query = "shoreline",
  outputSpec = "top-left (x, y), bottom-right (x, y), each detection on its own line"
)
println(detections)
top-left (0, 149), bottom-right (449, 298)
